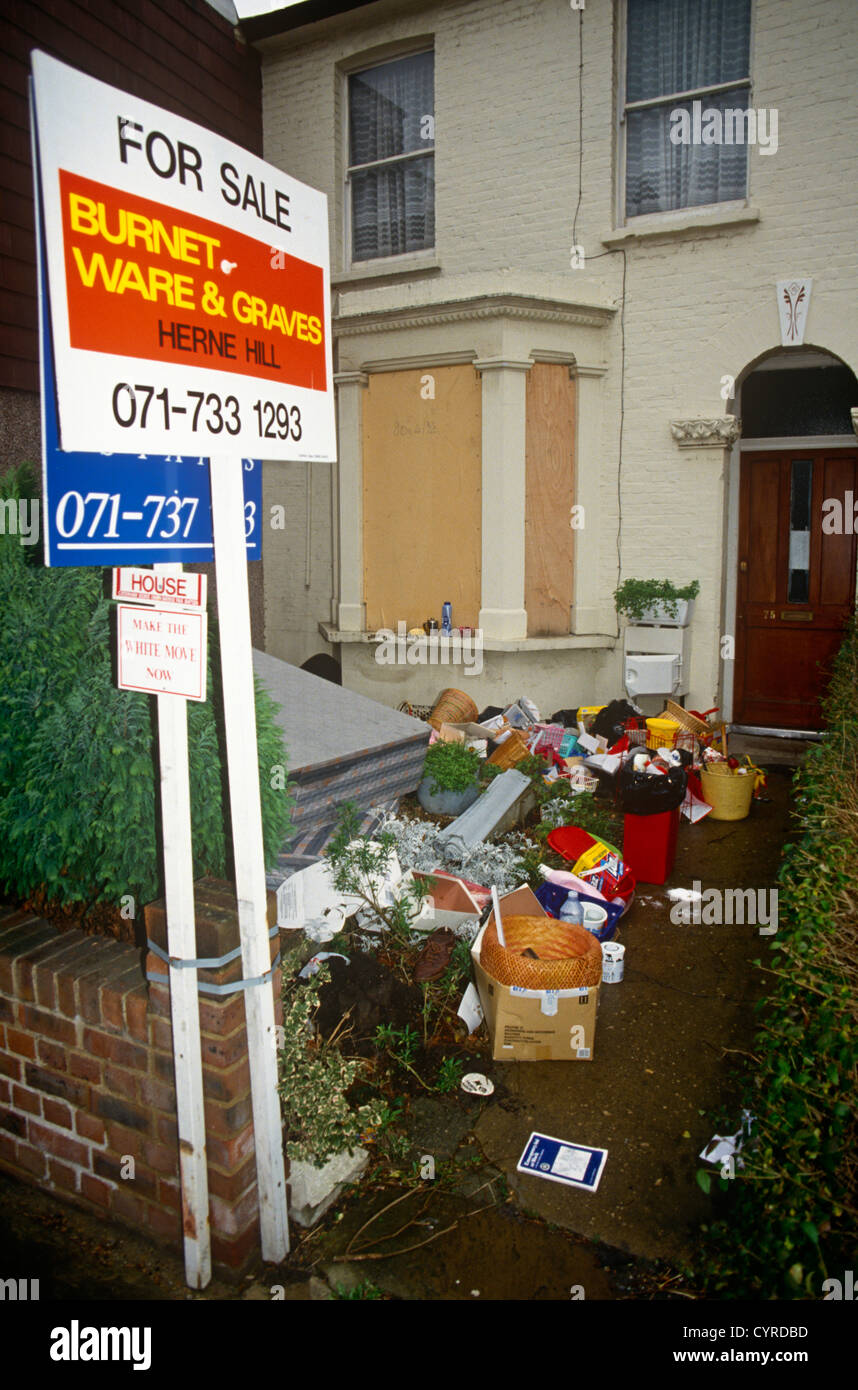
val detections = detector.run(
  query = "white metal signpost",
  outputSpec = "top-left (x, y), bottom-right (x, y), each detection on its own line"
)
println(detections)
top-left (31, 51), bottom-right (336, 1287)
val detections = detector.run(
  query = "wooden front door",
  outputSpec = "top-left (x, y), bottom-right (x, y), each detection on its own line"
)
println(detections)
top-left (734, 450), bottom-right (858, 729)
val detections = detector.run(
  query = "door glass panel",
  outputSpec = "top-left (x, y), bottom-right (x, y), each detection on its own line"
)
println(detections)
top-left (788, 458), bottom-right (812, 602)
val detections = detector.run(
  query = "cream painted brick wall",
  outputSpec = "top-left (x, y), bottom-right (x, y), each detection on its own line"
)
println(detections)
top-left (259, 0), bottom-right (858, 714)
top-left (262, 458), bottom-right (335, 669)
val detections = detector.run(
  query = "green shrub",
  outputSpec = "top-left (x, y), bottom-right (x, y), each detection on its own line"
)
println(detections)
top-left (613, 577), bottom-right (700, 621)
top-left (696, 618), bottom-right (858, 1298)
top-left (278, 965), bottom-right (384, 1165)
top-left (0, 465), bottom-right (293, 911)
top-left (422, 740), bottom-right (481, 794)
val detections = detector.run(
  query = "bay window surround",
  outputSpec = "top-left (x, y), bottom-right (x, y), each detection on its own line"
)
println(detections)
top-left (327, 293), bottom-right (616, 647)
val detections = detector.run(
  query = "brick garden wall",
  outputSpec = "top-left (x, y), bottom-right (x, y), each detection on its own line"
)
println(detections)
top-left (0, 881), bottom-right (282, 1279)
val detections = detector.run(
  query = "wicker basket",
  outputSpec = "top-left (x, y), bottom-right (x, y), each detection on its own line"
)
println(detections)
top-left (480, 915), bottom-right (603, 990)
top-left (428, 688), bottom-right (479, 731)
top-left (662, 699), bottom-right (714, 739)
top-left (487, 729), bottom-right (530, 768)
top-left (700, 765), bottom-right (754, 821)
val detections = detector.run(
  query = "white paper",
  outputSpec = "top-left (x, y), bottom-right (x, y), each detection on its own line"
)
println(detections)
top-left (457, 982), bottom-right (484, 1034)
top-left (552, 1146), bottom-right (591, 1182)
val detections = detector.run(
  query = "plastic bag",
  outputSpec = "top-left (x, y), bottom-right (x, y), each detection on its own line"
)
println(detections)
top-left (620, 764), bottom-right (687, 816)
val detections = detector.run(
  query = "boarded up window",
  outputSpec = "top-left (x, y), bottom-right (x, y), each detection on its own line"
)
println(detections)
top-left (362, 365), bottom-right (481, 630)
top-left (525, 362), bottom-right (576, 635)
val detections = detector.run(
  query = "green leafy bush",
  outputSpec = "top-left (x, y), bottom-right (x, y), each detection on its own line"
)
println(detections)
top-left (696, 617), bottom-right (858, 1298)
top-left (613, 577), bottom-right (700, 621)
top-left (278, 964), bottom-right (384, 1165)
top-left (0, 464), bottom-right (293, 912)
top-left (422, 740), bottom-right (481, 794)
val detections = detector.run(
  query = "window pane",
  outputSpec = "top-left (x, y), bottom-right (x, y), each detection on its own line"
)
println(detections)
top-left (626, 0), bottom-right (751, 103)
top-left (742, 367), bottom-right (858, 438)
top-left (625, 90), bottom-right (750, 216)
top-left (351, 156), bottom-right (435, 261)
top-left (788, 459), bottom-right (812, 603)
top-left (349, 52), bottom-right (434, 167)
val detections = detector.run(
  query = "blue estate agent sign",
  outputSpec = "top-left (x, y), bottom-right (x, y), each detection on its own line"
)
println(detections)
top-left (38, 231), bottom-right (262, 568)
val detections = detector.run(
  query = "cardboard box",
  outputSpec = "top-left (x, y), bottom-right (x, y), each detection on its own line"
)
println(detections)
top-left (470, 887), bottom-right (600, 1062)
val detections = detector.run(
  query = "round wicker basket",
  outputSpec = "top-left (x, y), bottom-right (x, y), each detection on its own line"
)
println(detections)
top-left (700, 765), bottom-right (754, 821)
top-left (480, 915), bottom-right (603, 990)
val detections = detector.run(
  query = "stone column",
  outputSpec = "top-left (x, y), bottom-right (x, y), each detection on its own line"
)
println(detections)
top-left (474, 357), bottom-right (531, 640)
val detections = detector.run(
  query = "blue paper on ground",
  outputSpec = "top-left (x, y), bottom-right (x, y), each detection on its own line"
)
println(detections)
top-left (517, 1131), bottom-right (608, 1193)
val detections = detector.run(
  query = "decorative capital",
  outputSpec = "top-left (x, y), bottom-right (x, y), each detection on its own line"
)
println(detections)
top-left (670, 417), bottom-right (742, 448)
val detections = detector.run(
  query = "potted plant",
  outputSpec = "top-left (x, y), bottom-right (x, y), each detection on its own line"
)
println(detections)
top-left (417, 740), bottom-right (482, 815)
top-left (614, 578), bottom-right (700, 626)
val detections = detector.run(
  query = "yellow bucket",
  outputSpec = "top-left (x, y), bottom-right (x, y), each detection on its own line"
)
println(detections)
top-left (646, 717), bottom-right (680, 751)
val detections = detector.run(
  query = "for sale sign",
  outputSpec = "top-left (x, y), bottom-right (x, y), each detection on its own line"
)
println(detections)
top-left (113, 568), bottom-right (206, 608)
top-left (117, 604), bottom-right (208, 701)
top-left (30, 51), bottom-right (335, 462)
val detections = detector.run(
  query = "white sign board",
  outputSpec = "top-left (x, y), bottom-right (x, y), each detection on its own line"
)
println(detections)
top-left (30, 51), bottom-right (335, 462)
top-left (113, 567), bottom-right (206, 608)
top-left (117, 604), bottom-right (208, 700)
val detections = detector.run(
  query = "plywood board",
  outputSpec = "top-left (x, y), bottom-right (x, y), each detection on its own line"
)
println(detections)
top-left (363, 365), bottom-right (482, 630)
top-left (525, 362), bottom-right (576, 635)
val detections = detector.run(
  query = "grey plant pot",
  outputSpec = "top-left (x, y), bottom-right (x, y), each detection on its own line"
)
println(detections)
top-left (417, 777), bottom-right (481, 816)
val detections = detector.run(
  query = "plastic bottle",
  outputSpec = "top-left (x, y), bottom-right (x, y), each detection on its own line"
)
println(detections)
top-left (559, 890), bottom-right (584, 927)
top-left (441, 601), bottom-right (452, 633)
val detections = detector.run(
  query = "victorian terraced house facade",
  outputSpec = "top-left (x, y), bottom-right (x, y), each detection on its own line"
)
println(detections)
top-left (248, 0), bottom-right (858, 732)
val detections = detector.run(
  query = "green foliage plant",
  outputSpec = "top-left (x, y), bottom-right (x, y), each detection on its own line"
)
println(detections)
top-left (333, 1280), bottom-right (385, 1300)
top-left (325, 800), bottom-right (432, 943)
top-left (613, 577), bottom-right (700, 622)
top-left (696, 616), bottom-right (858, 1298)
top-left (0, 464), bottom-right (293, 911)
top-left (421, 740), bottom-right (481, 795)
top-left (278, 964), bottom-right (385, 1166)
top-left (436, 1056), bottom-right (464, 1093)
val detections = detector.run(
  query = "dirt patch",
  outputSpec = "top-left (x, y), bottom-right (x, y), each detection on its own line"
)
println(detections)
top-left (315, 1181), bottom-right (618, 1301)
top-left (315, 951), bottom-right (422, 1048)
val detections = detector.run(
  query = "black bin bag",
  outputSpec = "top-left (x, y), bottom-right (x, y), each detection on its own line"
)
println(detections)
top-left (620, 763), bottom-right (687, 816)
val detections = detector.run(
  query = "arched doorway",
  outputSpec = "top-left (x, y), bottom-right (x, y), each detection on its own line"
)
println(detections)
top-left (728, 349), bottom-right (858, 731)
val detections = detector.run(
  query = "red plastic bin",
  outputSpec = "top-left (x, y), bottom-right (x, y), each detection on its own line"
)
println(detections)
top-left (622, 808), bottom-right (679, 886)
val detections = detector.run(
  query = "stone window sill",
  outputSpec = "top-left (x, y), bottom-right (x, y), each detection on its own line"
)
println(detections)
top-left (602, 205), bottom-right (760, 247)
top-left (319, 622), bottom-right (616, 653)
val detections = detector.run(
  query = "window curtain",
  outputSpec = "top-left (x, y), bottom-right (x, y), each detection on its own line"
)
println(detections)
top-left (625, 0), bottom-right (751, 217)
top-left (349, 52), bottom-right (434, 260)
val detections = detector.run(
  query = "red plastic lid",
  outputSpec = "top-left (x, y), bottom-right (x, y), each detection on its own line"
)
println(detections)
top-left (546, 826), bottom-right (598, 862)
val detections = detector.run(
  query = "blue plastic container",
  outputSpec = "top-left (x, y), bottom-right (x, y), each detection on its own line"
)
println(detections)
top-left (535, 881), bottom-right (621, 942)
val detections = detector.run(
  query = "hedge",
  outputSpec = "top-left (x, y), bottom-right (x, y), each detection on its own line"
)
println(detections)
top-left (0, 463), bottom-right (293, 914)
top-left (696, 617), bottom-right (858, 1298)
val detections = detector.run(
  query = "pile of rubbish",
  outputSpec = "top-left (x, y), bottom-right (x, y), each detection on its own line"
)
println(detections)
top-left (279, 684), bottom-right (768, 1070)
top-left (423, 687), bottom-right (767, 830)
